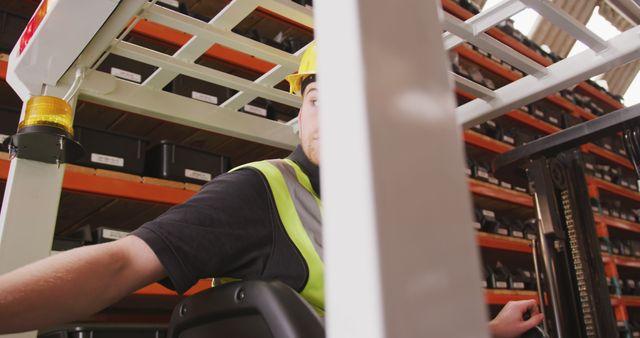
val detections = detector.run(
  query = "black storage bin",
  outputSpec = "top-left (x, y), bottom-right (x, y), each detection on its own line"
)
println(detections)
top-left (145, 141), bottom-right (230, 184)
top-left (39, 324), bottom-right (167, 338)
top-left (97, 54), bottom-right (157, 84)
top-left (0, 108), bottom-right (20, 152)
top-left (0, 11), bottom-right (28, 53)
top-left (72, 126), bottom-right (148, 175)
top-left (170, 75), bottom-right (235, 106)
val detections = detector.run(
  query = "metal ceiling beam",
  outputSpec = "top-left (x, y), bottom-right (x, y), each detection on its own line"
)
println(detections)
top-left (443, 13), bottom-right (547, 76)
top-left (111, 41), bottom-right (300, 107)
top-left (523, 0), bottom-right (607, 52)
top-left (75, 70), bottom-right (298, 150)
top-left (456, 25), bottom-right (640, 129)
top-left (453, 73), bottom-right (497, 99)
top-left (142, 0), bottom-right (259, 90)
top-left (222, 45), bottom-right (308, 111)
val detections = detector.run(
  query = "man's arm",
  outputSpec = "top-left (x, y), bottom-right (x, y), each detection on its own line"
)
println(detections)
top-left (0, 235), bottom-right (166, 334)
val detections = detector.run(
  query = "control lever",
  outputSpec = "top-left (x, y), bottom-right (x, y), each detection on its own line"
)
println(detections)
top-left (521, 310), bottom-right (548, 338)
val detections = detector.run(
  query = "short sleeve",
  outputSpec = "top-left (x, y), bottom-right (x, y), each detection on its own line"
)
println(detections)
top-left (131, 168), bottom-right (275, 294)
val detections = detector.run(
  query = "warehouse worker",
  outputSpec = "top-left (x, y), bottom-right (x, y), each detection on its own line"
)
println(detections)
top-left (0, 42), bottom-right (542, 337)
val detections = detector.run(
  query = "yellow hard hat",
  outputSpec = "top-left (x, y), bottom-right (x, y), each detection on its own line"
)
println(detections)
top-left (285, 41), bottom-right (317, 95)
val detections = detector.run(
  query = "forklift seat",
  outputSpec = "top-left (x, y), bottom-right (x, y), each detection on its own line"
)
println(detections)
top-left (167, 280), bottom-right (325, 338)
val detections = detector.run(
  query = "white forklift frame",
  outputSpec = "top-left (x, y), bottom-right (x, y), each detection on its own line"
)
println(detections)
top-left (1, 0), bottom-right (639, 337)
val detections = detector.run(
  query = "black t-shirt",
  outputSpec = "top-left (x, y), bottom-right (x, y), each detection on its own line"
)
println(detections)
top-left (131, 146), bottom-right (320, 294)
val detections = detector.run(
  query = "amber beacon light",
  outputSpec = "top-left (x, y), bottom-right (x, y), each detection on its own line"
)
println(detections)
top-left (7, 95), bottom-right (83, 165)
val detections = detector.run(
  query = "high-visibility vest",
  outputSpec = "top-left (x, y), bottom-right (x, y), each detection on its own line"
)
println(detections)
top-left (231, 159), bottom-right (324, 313)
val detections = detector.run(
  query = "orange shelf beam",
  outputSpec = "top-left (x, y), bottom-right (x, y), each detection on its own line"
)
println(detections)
top-left (581, 143), bottom-right (633, 170)
top-left (586, 176), bottom-right (640, 203)
top-left (62, 170), bottom-right (194, 205)
top-left (130, 20), bottom-right (275, 74)
top-left (505, 110), bottom-right (560, 134)
top-left (134, 279), bottom-right (211, 296)
top-left (0, 59), bottom-right (7, 81)
top-left (485, 290), bottom-right (538, 305)
top-left (468, 178), bottom-right (534, 207)
top-left (476, 232), bottom-right (532, 253)
top-left (0, 158), bottom-right (195, 205)
top-left (455, 44), bottom-right (517, 81)
top-left (464, 130), bottom-right (513, 154)
top-left (621, 295), bottom-right (640, 307)
top-left (0, 157), bottom-right (9, 180)
top-left (594, 214), bottom-right (640, 233)
top-left (611, 255), bottom-right (640, 269)
top-left (577, 82), bottom-right (624, 110)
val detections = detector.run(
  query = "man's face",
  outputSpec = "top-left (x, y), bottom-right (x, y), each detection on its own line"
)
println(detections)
top-left (298, 82), bottom-right (320, 165)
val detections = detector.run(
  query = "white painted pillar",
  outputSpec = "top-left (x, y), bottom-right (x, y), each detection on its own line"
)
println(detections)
top-left (316, 0), bottom-right (490, 337)
top-left (0, 87), bottom-right (73, 338)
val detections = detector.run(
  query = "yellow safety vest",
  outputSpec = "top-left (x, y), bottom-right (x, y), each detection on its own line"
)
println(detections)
top-left (228, 159), bottom-right (325, 314)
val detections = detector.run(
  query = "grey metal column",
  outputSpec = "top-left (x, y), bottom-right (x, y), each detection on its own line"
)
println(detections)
top-left (316, 0), bottom-right (489, 337)
top-left (0, 86), bottom-right (72, 338)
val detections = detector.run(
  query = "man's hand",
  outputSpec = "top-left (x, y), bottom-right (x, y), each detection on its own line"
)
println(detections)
top-left (489, 299), bottom-right (544, 338)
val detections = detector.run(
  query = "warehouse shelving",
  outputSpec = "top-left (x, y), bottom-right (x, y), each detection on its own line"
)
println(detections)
top-left (0, 0), bottom-right (638, 334)
top-left (463, 130), bottom-right (514, 154)
top-left (595, 214), bottom-right (640, 234)
top-left (587, 176), bottom-right (640, 203)
top-left (3, 152), bottom-right (542, 255)
top-left (468, 178), bottom-right (533, 208)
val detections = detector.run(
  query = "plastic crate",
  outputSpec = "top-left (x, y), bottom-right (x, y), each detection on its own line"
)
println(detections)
top-left (0, 108), bottom-right (20, 152)
top-left (145, 141), bottom-right (230, 184)
top-left (170, 75), bottom-right (234, 106)
top-left (72, 126), bottom-right (149, 175)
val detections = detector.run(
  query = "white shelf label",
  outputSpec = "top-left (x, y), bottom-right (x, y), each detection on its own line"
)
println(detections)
top-left (500, 181), bottom-right (512, 189)
top-left (481, 209), bottom-right (495, 218)
top-left (472, 221), bottom-right (481, 230)
top-left (0, 134), bottom-right (8, 144)
top-left (101, 228), bottom-right (129, 240)
top-left (488, 177), bottom-right (499, 185)
top-left (502, 135), bottom-right (515, 145)
top-left (514, 186), bottom-right (527, 193)
top-left (191, 91), bottom-right (218, 104)
top-left (158, 0), bottom-right (179, 7)
top-left (512, 282), bottom-right (525, 289)
top-left (486, 120), bottom-right (496, 127)
top-left (244, 104), bottom-right (267, 117)
top-left (497, 228), bottom-right (509, 236)
top-left (534, 109), bottom-right (544, 118)
top-left (495, 281), bottom-right (508, 289)
top-left (548, 116), bottom-right (559, 125)
top-left (526, 234), bottom-right (536, 240)
top-left (91, 153), bottom-right (124, 167)
top-left (512, 230), bottom-right (524, 238)
top-left (477, 169), bottom-right (489, 179)
top-left (585, 163), bottom-right (594, 170)
top-left (604, 143), bottom-right (612, 150)
top-left (185, 169), bottom-right (212, 182)
top-left (110, 67), bottom-right (141, 83)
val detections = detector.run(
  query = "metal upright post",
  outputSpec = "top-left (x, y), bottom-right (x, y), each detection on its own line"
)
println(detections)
top-left (0, 86), bottom-right (74, 338)
top-left (316, 0), bottom-right (489, 337)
